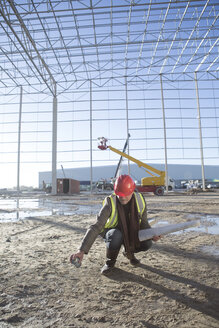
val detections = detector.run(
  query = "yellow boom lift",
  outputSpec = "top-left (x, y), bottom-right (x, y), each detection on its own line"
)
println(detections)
top-left (98, 137), bottom-right (166, 196)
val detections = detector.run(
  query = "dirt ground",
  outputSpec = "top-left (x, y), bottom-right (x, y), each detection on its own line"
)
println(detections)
top-left (0, 191), bottom-right (219, 328)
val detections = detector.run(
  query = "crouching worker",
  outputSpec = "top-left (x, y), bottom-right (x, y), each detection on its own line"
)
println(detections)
top-left (70, 175), bottom-right (161, 275)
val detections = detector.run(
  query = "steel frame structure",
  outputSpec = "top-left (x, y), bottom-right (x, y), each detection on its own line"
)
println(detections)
top-left (0, 0), bottom-right (218, 192)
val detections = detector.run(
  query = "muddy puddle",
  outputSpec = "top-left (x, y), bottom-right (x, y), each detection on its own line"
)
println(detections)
top-left (0, 197), bottom-right (102, 222)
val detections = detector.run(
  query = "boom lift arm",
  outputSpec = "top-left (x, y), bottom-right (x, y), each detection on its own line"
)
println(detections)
top-left (97, 137), bottom-right (166, 195)
top-left (98, 137), bottom-right (165, 178)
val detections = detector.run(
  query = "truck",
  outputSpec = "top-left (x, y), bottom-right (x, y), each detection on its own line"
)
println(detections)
top-left (167, 178), bottom-right (175, 191)
top-left (98, 137), bottom-right (173, 196)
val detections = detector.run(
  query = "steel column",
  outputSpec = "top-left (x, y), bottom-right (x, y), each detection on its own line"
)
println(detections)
top-left (90, 80), bottom-right (93, 193)
top-left (194, 72), bottom-right (206, 191)
top-left (17, 85), bottom-right (23, 195)
top-left (52, 86), bottom-right (57, 194)
top-left (160, 74), bottom-right (168, 192)
top-left (125, 75), bottom-right (130, 175)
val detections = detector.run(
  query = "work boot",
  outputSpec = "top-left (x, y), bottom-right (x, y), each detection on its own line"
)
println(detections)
top-left (123, 251), bottom-right (140, 266)
top-left (101, 248), bottom-right (120, 275)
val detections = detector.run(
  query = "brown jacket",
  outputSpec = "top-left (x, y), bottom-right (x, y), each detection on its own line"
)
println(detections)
top-left (79, 193), bottom-right (151, 254)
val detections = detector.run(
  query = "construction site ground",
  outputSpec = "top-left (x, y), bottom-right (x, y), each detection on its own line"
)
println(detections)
top-left (0, 190), bottom-right (219, 328)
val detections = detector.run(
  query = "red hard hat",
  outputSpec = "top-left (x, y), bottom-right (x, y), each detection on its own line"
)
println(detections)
top-left (114, 175), bottom-right (136, 197)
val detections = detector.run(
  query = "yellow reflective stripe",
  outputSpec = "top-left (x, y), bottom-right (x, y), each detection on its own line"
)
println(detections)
top-left (138, 192), bottom-right (146, 214)
top-left (134, 192), bottom-right (145, 215)
top-left (134, 193), bottom-right (140, 213)
top-left (104, 195), bottom-right (118, 228)
top-left (110, 195), bottom-right (116, 223)
top-left (133, 192), bottom-right (145, 224)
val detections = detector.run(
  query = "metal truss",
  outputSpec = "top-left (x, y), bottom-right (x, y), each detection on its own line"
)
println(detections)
top-left (0, 0), bottom-right (218, 96)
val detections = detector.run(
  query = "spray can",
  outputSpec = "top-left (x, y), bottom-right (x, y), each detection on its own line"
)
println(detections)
top-left (71, 257), bottom-right (81, 268)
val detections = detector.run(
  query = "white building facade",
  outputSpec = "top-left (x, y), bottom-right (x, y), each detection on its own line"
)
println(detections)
top-left (39, 163), bottom-right (219, 188)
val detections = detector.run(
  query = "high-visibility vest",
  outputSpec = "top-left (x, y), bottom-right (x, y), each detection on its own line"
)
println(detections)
top-left (103, 192), bottom-right (146, 229)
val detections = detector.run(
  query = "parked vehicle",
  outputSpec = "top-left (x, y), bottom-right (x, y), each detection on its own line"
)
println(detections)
top-left (165, 178), bottom-right (175, 191)
top-left (96, 180), bottom-right (114, 191)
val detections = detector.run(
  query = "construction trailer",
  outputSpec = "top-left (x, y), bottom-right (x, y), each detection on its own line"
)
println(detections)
top-left (98, 137), bottom-right (173, 196)
top-left (57, 178), bottom-right (80, 194)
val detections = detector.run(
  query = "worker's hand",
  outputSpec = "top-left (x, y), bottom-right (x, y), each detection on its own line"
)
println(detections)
top-left (70, 250), bottom-right (84, 265)
top-left (152, 235), bottom-right (162, 242)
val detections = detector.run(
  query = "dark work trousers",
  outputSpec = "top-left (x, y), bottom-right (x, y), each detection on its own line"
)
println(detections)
top-left (104, 228), bottom-right (152, 253)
